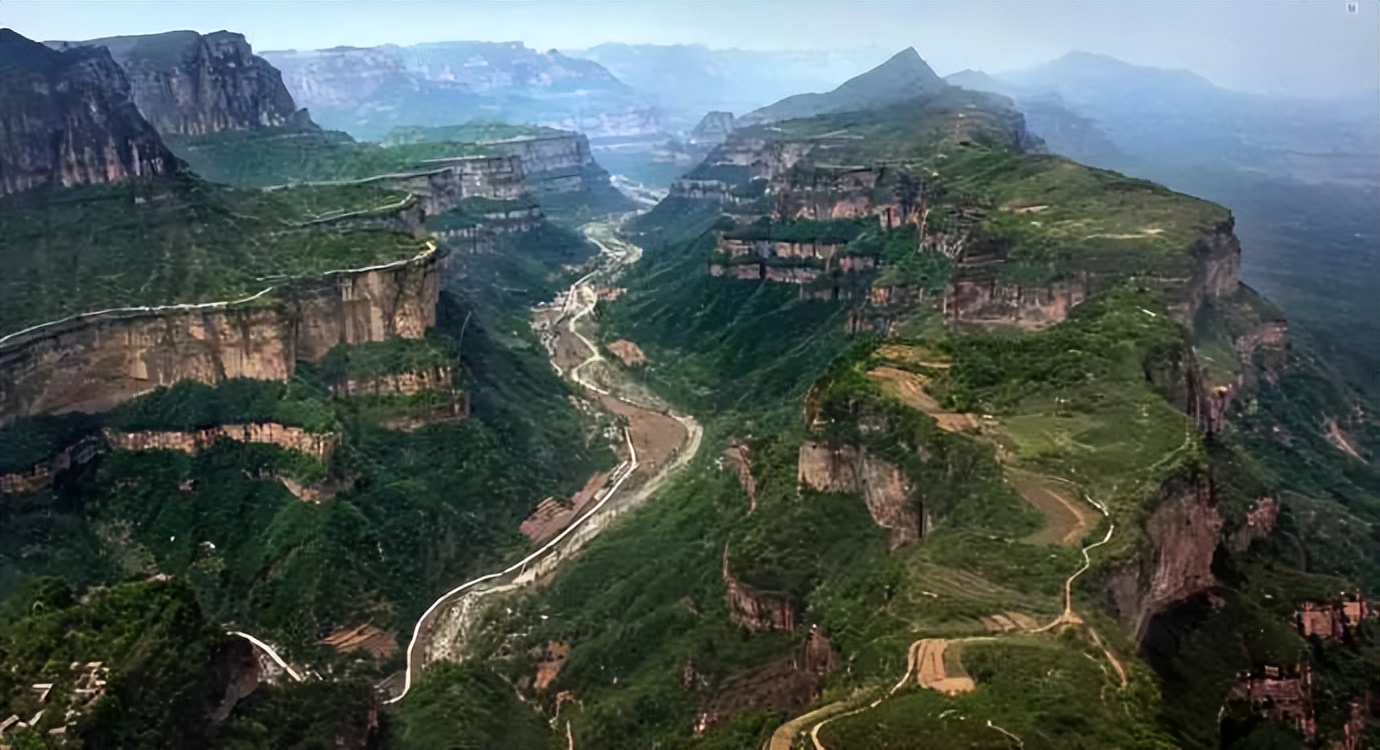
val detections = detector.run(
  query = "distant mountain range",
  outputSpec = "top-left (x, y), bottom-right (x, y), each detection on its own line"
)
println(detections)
top-left (569, 43), bottom-right (890, 127)
top-left (261, 41), bottom-right (663, 141)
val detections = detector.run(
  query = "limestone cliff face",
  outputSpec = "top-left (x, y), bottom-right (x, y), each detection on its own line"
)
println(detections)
top-left (798, 440), bottom-right (922, 545)
top-left (0, 28), bottom-right (176, 197)
top-left (723, 547), bottom-right (797, 632)
top-left (370, 155), bottom-right (526, 216)
top-left (0, 435), bottom-right (104, 494)
top-left (330, 365), bottom-right (453, 398)
top-left (0, 247), bottom-right (444, 424)
top-left (484, 133), bottom-right (603, 194)
top-left (942, 277), bottom-right (1087, 330)
top-left (105, 423), bottom-right (338, 462)
top-left (54, 31), bottom-right (305, 136)
top-left (1106, 472), bottom-right (1222, 639)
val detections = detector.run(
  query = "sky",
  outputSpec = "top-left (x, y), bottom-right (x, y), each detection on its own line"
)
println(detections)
top-left (2, 0), bottom-right (1377, 98)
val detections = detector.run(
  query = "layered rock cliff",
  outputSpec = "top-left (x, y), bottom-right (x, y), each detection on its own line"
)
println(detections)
top-left (0, 28), bottom-right (176, 197)
top-left (0, 245), bottom-right (444, 424)
top-left (53, 30), bottom-right (307, 136)
top-left (798, 440), bottom-right (922, 545)
top-left (723, 546), bottom-right (797, 631)
top-left (1106, 472), bottom-right (1223, 639)
top-left (105, 423), bottom-right (338, 462)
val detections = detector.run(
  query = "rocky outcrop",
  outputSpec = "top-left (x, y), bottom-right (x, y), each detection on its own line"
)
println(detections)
top-left (1227, 496), bottom-right (1279, 553)
top-left (0, 28), bottom-right (176, 197)
top-left (798, 440), bottom-right (922, 545)
top-left (719, 237), bottom-right (844, 261)
top-left (484, 133), bottom-right (607, 194)
top-left (670, 179), bottom-right (731, 201)
top-left (689, 111), bottom-right (736, 147)
top-left (943, 277), bottom-right (1087, 329)
top-left (723, 442), bottom-right (757, 510)
top-left (723, 547), bottom-right (796, 632)
top-left (0, 435), bottom-right (105, 494)
top-left (364, 155), bottom-right (526, 216)
top-left (330, 365), bottom-right (453, 398)
top-left (104, 423), bottom-right (338, 462)
top-left (211, 636), bottom-right (261, 722)
top-left (0, 246), bottom-right (444, 424)
top-left (694, 626), bottom-right (835, 735)
top-left (54, 31), bottom-right (306, 136)
top-left (1107, 472), bottom-right (1222, 639)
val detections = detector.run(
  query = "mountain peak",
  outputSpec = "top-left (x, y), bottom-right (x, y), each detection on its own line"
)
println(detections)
top-left (742, 46), bottom-right (945, 124)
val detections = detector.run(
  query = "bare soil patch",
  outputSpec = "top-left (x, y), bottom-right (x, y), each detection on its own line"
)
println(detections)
top-left (866, 366), bottom-right (975, 432)
top-left (1006, 469), bottom-right (1096, 545)
top-left (1325, 418), bottom-right (1365, 461)
top-left (600, 395), bottom-right (686, 475)
top-left (912, 639), bottom-right (974, 695)
top-left (534, 641), bottom-right (571, 692)
top-left (608, 339), bottom-right (647, 367)
top-left (320, 624), bottom-right (396, 659)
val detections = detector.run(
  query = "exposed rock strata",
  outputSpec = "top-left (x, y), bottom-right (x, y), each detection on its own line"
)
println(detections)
top-left (1106, 472), bottom-right (1222, 639)
top-left (0, 29), bottom-right (176, 197)
top-left (723, 547), bottom-right (796, 632)
top-left (0, 246), bottom-right (444, 423)
top-left (330, 366), bottom-right (453, 398)
top-left (54, 31), bottom-right (305, 136)
top-left (104, 423), bottom-right (338, 462)
top-left (798, 440), bottom-right (922, 545)
top-left (0, 435), bottom-right (105, 494)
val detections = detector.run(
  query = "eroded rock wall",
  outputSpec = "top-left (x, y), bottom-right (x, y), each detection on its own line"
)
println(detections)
top-left (0, 247), bottom-right (444, 424)
top-left (105, 423), bottom-right (338, 462)
top-left (0, 29), bottom-right (176, 197)
top-left (798, 440), bottom-right (921, 544)
top-left (1107, 472), bottom-right (1222, 639)
top-left (56, 31), bottom-right (304, 136)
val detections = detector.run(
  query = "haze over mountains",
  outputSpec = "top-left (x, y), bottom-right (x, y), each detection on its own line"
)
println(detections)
top-left (1, 16), bottom-right (1378, 750)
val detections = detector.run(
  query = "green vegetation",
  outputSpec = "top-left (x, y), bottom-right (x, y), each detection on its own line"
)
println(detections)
top-left (110, 377), bottom-right (337, 433)
top-left (722, 217), bottom-right (869, 244)
top-left (427, 196), bottom-right (541, 232)
top-left (167, 127), bottom-right (491, 188)
top-left (0, 173), bottom-right (425, 334)
top-left (381, 121), bottom-right (563, 145)
top-left (318, 336), bottom-right (458, 385)
top-left (0, 578), bottom-right (237, 749)
top-left (387, 663), bottom-right (558, 749)
top-left (820, 637), bottom-right (1170, 749)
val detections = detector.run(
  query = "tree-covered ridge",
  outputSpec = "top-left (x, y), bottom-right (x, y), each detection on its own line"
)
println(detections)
top-left (380, 121), bottom-right (566, 145)
top-left (0, 172), bottom-right (426, 334)
top-left (167, 126), bottom-right (499, 188)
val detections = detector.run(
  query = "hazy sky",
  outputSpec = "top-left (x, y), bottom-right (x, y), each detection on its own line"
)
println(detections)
top-left (3, 0), bottom-right (1377, 97)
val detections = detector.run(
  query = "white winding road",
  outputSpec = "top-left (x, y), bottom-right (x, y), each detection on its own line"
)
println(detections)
top-left (382, 217), bottom-right (700, 705)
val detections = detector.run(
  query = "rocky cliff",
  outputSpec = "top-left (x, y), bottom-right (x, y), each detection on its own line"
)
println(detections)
top-left (798, 440), bottom-right (923, 545)
top-left (0, 28), bottom-right (176, 197)
top-left (330, 365), bottom-right (453, 398)
top-left (105, 423), bottom-right (338, 462)
top-left (0, 245), bottom-right (444, 424)
top-left (723, 546), bottom-right (797, 631)
top-left (1106, 472), bottom-right (1223, 639)
top-left (53, 30), bottom-right (307, 136)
